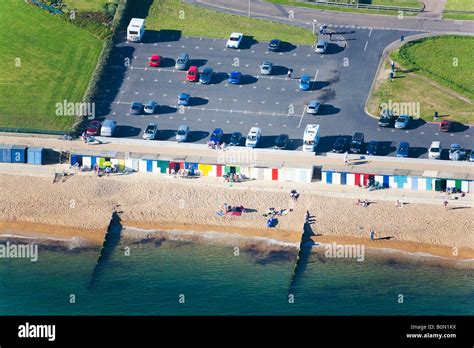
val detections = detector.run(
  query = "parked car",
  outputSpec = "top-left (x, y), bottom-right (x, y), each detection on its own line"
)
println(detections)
top-left (228, 71), bottom-right (242, 84)
top-left (428, 141), bottom-right (441, 160)
top-left (268, 39), bottom-right (282, 51)
top-left (366, 140), bottom-right (378, 156)
top-left (175, 53), bottom-right (189, 70)
top-left (332, 137), bottom-right (348, 153)
top-left (149, 54), bottom-right (162, 67)
top-left (176, 125), bottom-right (189, 142)
top-left (315, 40), bottom-right (328, 53)
top-left (449, 144), bottom-right (465, 161)
top-left (378, 109), bottom-right (396, 127)
top-left (260, 61), bottom-right (273, 75)
top-left (130, 102), bottom-right (144, 115)
top-left (100, 119), bottom-right (117, 137)
top-left (299, 75), bottom-right (311, 91)
top-left (396, 141), bottom-right (410, 158)
top-left (144, 100), bottom-right (158, 114)
top-left (226, 32), bottom-right (243, 48)
top-left (178, 93), bottom-right (190, 106)
top-left (199, 67), bottom-right (214, 84)
top-left (395, 114), bottom-right (410, 129)
top-left (470, 149), bottom-right (474, 162)
top-left (245, 127), bottom-right (261, 148)
top-left (143, 123), bottom-right (158, 140)
top-left (186, 66), bottom-right (199, 82)
top-left (274, 134), bottom-right (289, 149)
top-left (210, 128), bottom-right (224, 145)
top-left (86, 120), bottom-right (102, 136)
top-left (349, 132), bottom-right (365, 154)
top-left (229, 132), bottom-right (242, 146)
top-left (439, 120), bottom-right (451, 132)
top-left (306, 101), bottom-right (321, 114)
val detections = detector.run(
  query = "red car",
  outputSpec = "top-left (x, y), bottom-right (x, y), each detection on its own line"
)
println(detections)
top-left (149, 54), bottom-right (162, 67)
top-left (440, 120), bottom-right (451, 132)
top-left (86, 120), bottom-right (102, 136)
top-left (186, 66), bottom-right (199, 82)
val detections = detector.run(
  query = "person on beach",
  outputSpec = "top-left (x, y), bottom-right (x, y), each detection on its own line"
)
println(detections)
top-left (370, 230), bottom-right (376, 241)
top-left (363, 199), bottom-right (369, 208)
top-left (443, 200), bottom-right (449, 210)
top-left (344, 152), bottom-right (348, 165)
top-left (356, 198), bottom-right (361, 206)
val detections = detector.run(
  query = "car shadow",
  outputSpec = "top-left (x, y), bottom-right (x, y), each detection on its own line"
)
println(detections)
top-left (406, 118), bottom-right (426, 130)
top-left (317, 104), bottom-right (340, 116)
top-left (140, 29), bottom-right (182, 44)
top-left (114, 125), bottom-right (141, 138)
top-left (316, 135), bottom-right (351, 153)
top-left (158, 105), bottom-right (177, 114)
top-left (449, 122), bottom-right (470, 133)
top-left (324, 43), bottom-right (345, 55)
top-left (258, 135), bottom-right (279, 148)
top-left (187, 131), bottom-right (210, 142)
top-left (239, 35), bottom-right (259, 49)
top-left (271, 65), bottom-right (289, 76)
top-left (159, 57), bottom-right (175, 68)
top-left (240, 74), bottom-right (258, 85)
top-left (312, 81), bottom-right (330, 91)
top-left (158, 129), bottom-right (177, 140)
top-left (212, 72), bottom-right (229, 84)
top-left (189, 97), bottom-right (208, 107)
top-left (377, 141), bottom-right (396, 156)
top-left (286, 138), bottom-right (303, 150)
top-left (278, 41), bottom-right (297, 53)
top-left (189, 59), bottom-right (208, 67)
top-left (410, 147), bottom-right (427, 158)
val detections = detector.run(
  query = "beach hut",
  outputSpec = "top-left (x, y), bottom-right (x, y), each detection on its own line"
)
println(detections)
top-left (11, 145), bottom-right (27, 163)
top-left (0, 144), bottom-right (13, 163)
top-left (27, 147), bottom-right (44, 165)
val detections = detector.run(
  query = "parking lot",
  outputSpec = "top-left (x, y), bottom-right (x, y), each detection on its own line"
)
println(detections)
top-left (94, 29), bottom-right (473, 157)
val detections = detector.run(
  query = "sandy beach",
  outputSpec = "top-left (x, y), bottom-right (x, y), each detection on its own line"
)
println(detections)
top-left (0, 172), bottom-right (472, 261)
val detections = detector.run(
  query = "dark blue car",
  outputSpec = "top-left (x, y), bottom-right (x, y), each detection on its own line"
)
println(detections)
top-left (397, 142), bottom-right (410, 158)
top-left (209, 128), bottom-right (224, 145)
top-left (228, 71), bottom-right (242, 84)
top-left (199, 67), bottom-right (214, 84)
top-left (366, 141), bottom-right (378, 156)
top-left (299, 75), bottom-right (311, 91)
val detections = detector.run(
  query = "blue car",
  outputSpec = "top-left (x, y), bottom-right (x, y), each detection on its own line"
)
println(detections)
top-left (199, 67), bottom-right (214, 84)
top-left (178, 93), bottom-right (190, 106)
top-left (299, 75), bottom-right (311, 91)
top-left (228, 71), bottom-right (242, 84)
top-left (397, 141), bottom-right (410, 158)
top-left (366, 141), bottom-right (378, 155)
top-left (209, 128), bottom-right (224, 145)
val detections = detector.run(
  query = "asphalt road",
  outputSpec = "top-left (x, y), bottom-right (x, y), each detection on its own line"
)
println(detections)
top-left (94, 30), bottom-right (473, 158)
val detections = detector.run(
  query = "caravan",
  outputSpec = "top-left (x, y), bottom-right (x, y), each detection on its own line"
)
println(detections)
top-left (302, 124), bottom-right (320, 152)
top-left (127, 18), bottom-right (145, 42)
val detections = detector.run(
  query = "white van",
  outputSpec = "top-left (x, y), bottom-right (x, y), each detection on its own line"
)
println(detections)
top-left (100, 119), bottom-right (117, 137)
top-left (245, 127), bottom-right (261, 148)
top-left (428, 141), bottom-right (441, 160)
top-left (302, 124), bottom-right (320, 152)
top-left (127, 18), bottom-right (145, 42)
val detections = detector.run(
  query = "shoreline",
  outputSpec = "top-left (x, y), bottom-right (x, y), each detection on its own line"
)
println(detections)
top-left (1, 218), bottom-right (473, 267)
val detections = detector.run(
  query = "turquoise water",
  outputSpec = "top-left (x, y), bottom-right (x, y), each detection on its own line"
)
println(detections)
top-left (0, 235), bottom-right (473, 315)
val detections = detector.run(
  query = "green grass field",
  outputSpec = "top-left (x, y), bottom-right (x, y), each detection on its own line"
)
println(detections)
top-left (63, 0), bottom-right (108, 12)
top-left (443, 0), bottom-right (474, 20)
top-left (265, 0), bottom-right (420, 16)
top-left (368, 36), bottom-right (474, 124)
top-left (0, 0), bottom-right (103, 131)
top-left (391, 36), bottom-right (474, 100)
top-left (143, 0), bottom-right (315, 44)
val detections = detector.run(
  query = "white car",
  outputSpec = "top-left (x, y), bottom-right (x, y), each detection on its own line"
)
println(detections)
top-left (227, 32), bottom-right (243, 49)
top-left (315, 40), bottom-right (328, 53)
top-left (176, 125), bottom-right (189, 142)
top-left (245, 127), bottom-right (261, 148)
top-left (428, 141), bottom-right (441, 160)
top-left (306, 101), bottom-right (321, 114)
top-left (143, 123), bottom-right (158, 140)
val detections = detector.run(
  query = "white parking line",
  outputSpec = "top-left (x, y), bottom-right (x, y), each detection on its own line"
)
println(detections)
top-left (364, 41), bottom-right (369, 52)
top-left (369, 27), bottom-right (373, 37)
top-left (297, 106), bottom-right (306, 128)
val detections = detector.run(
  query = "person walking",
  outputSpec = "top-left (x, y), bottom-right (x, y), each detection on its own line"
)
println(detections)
top-left (370, 230), bottom-right (376, 241)
top-left (287, 68), bottom-right (292, 79)
top-left (443, 199), bottom-right (449, 210)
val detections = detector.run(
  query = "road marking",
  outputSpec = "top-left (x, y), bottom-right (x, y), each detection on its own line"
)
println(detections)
top-left (369, 27), bottom-right (373, 37)
top-left (313, 69), bottom-right (320, 82)
top-left (297, 105), bottom-right (306, 128)
top-left (364, 41), bottom-right (369, 52)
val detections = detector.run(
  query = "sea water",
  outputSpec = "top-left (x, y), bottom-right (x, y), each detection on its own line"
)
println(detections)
top-left (0, 232), bottom-right (472, 315)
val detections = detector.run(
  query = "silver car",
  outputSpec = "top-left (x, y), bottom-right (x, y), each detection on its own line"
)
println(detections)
top-left (260, 61), bottom-right (273, 75)
top-left (175, 53), bottom-right (189, 70)
top-left (176, 125), bottom-right (189, 142)
top-left (395, 114), bottom-right (410, 129)
top-left (306, 101), bottom-right (321, 114)
top-left (143, 123), bottom-right (158, 140)
top-left (144, 100), bottom-right (158, 114)
top-left (315, 40), bottom-right (328, 53)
